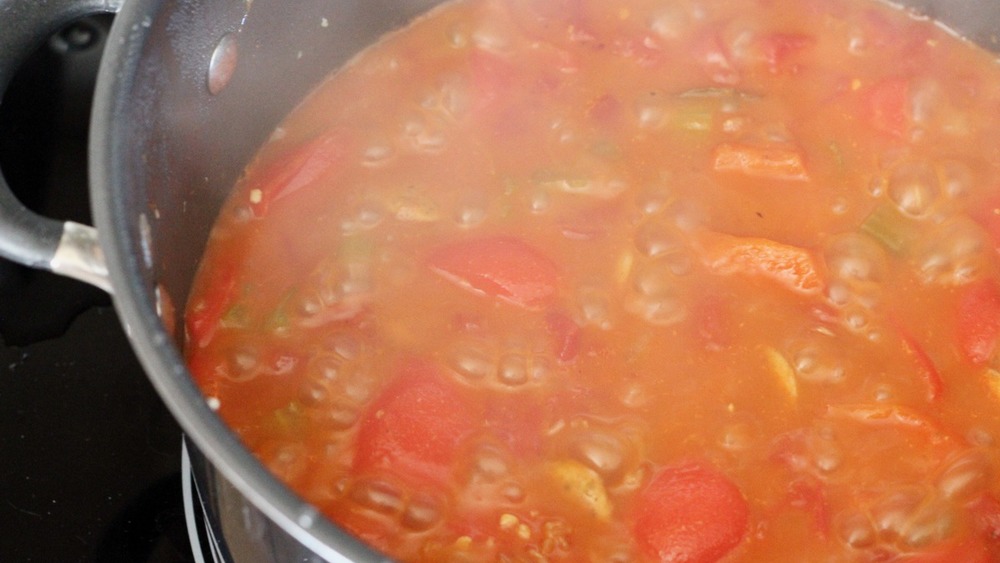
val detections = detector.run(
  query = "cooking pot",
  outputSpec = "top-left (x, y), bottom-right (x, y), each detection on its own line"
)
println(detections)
top-left (1, 0), bottom-right (999, 561)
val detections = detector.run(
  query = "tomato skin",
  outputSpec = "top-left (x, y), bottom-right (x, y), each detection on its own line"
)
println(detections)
top-left (633, 463), bottom-right (749, 563)
top-left (956, 280), bottom-right (1000, 365)
top-left (354, 360), bottom-right (475, 486)
top-left (428, 236), bottom-right (560, 309)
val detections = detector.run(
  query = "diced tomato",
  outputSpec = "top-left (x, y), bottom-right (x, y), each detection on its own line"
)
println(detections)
top-left (354, 360), bottom-right (475, 486)
top-left (698, 231), bottom-right (823, 295)
top-left (713, 143), bottom-right (810, 181)
top-left (246, 130), bottom-right (351, 218)
top-left (757, 33), bottom-right (815, 74)
top-left (892, 321), bottom-right (945, 401)
top-left (956, 280), bottom-right (1000, 365)
top-left (428, 236), bottom-right (560, 309)
top-left (633, 463), bottom-right (749, 563)
top-left (185, 260), bottom-right (238, 349)
top-left (546, 310), bottom-right (582, 363)
top-left (864, 78), bottom-right (911, 139)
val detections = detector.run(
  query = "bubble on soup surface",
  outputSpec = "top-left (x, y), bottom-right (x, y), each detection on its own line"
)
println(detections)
top-left (938, 159), bottom-right (974, 199)
top-left (936, 448), bottom-right (991, 501)
top-left (361, 141), bottom-right (395, 168)
top-left (576, 286), bottom-right (614, 330)
top-left (887, 160), bottom-right (940, 217)
top-left (914, 217), bottom-right (990, 285)
top-left (824, 233), bottom-right (888, 286)
top-left (350, 478), bottom-right (405, 515)
top-left (628, 259), bottom-right (687, 326)
top-left (719, 422), bottom-right (752, 452)
top-left (634, 221), bottom-right (682, 258)
top-left (498, 353), bottom-right (530, 386)
top-left (299, 378), bottom-right (329, 406)
top-left (470, 443), bottom-right (511, 481)
top-left (870, 488), bottom-right (929, 544)
top-left (313, 402), bottom-right (359, 431)
top-left (224, 346), bottom-right (260, 382)
top-left (569, 430), bottom-right (629, 480)
top-left (402, 114), bottom-right (448, 154)
top-left (421, 74), bottom-right (471, 120)
top-left (837, 509), bottom-right (877, 548)
top-left (792, 341), bottom-right (847, 384)
top-left (402, 494), bottom-right (443, 531)
top-left (901, 498), bottom-right (954, 549)
top-left (450, 339), bottom-right (497, 381)
top-left (265, 443), bottom-right (308, 482)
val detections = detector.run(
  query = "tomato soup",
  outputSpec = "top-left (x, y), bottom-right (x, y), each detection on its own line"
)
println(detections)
top-left (186, 0), bottom-right (1000, 560)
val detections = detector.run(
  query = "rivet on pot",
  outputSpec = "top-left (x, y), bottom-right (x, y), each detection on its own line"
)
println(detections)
top-left (208, 33), bottom-right (239, 95)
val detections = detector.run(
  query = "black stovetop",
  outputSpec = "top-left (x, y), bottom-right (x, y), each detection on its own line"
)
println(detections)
top-left (0, 15), bottom-right (194, 562)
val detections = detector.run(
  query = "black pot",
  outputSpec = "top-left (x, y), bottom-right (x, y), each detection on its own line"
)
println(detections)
top-left (1, 0), bottom-right (998, 561)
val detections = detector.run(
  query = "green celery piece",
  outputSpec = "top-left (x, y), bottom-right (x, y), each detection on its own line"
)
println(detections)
top-left (860, 203), bottom-right (920, 254)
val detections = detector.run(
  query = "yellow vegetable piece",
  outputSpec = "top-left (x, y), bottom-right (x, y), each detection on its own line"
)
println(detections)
top-left (764, 346), bottom-right (798, 400)
top-left (547, 460), bottom-right (612, 520)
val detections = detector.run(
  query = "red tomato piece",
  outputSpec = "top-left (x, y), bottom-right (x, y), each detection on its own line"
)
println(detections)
top-left (428, 236), bottom-right (560, 309)
top-left (354, 360), bottom-right (475, 486)
top-left (698, 231), bottom-right (823, 295)
top-left (713, 143), bottom-right (810, 181)
top-left (864, 78), bottom-right (911, 139)
top-left (956, 280), bottom-right (1000, 365)
top-left (247, 130), bottom-right (351, 217)
top-left (633, 463), bottom-right (749, 563)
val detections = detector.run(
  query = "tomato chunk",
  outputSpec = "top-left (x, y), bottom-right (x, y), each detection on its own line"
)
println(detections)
top-left (713, 143), bottom-right (810, 181)
top-left (354, 360), bottom-right (475, 485)
top-left (247, 131), bottom-right (351, 217)
top-left (428, 236), bottom-right (559, 308)
top-left (956, 280), bottom-right (1000, 365)
top-left (698, 231), bottom-right (823, 294)
top-left (633, 463), bottom-right (749, 563)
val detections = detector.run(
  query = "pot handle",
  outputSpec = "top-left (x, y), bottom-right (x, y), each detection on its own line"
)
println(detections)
top-left (0, 0), bottom-right (122, 292)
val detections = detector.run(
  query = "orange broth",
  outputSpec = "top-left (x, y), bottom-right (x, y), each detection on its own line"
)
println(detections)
top-left (186, 0), bottom-right (1000, 560)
